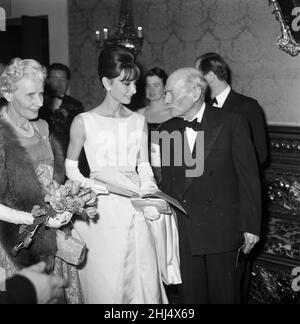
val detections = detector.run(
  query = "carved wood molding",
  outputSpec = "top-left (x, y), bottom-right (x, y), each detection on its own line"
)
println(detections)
top-left (270, 137), bottom-right (300, 154)
top-left (249, 262), bottom-right (300, 303)
top-left (265, 168), bottom-right (300, 217)
top-left (262, 216), bottom-right (300, 259)
top-left (261, 125), bottom-right (300, 262)
top-left (268, 125), bottom-right (300, 156)
top-left (269, 0), bottom-right (300, 56)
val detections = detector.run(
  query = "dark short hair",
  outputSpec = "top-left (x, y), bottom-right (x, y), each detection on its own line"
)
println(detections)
top-left (98, 44), bottom-right (140, 82)
top-left (196, 52), bottom-right (230, 82)
top-left (144, 67), bottom-right (168, 86)
top-left (48, 63), bottom-right (71, 80)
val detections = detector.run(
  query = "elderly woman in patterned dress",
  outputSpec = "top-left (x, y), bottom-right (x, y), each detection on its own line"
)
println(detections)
top-left (0, 58), bottom-right (83, 303)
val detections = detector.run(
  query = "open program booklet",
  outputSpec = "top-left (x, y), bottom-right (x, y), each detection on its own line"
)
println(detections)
top-left (93, 172), bottom-right (187, 215)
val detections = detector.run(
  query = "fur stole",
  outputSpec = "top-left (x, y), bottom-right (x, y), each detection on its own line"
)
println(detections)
top-left (0, 119), bottom-right (57, 268)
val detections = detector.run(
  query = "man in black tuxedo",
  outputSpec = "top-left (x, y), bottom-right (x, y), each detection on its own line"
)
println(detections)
top-left (195, 53), bottom-right (267, 302)
top-left (195, 53), bottom-right (267, 166)
top-left (39, 63), bottom-right (89, 177)
top-left (160, 67), bottom-right (261, 303)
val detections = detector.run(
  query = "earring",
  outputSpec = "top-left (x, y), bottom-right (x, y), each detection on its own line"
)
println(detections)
top-left (106, 80), bottom-right (112, 91)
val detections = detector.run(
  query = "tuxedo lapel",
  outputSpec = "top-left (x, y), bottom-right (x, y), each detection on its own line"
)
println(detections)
top-left (221, 89), bottom-right (236, 112)
top-left (203, 111), bottom-right (222, 161)
top-left (183, 107), bottom-right (222, 193)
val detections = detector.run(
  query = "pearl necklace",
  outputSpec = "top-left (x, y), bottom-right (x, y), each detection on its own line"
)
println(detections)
top-left (3, 112), bottom-right (35, 138)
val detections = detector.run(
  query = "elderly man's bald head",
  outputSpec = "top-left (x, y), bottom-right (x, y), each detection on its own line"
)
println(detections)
top-left (167, 67), bottom-right (208, 98)
top-left (164, 67), bottom-right (208, 119)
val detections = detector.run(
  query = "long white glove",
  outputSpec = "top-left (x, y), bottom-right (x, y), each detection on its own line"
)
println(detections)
top-left (0, 203), bottom-right (76, 229)
top-left (138, 161), bottom-right (159, 194)
top-left (65, 159), bottom-right (93, 187)
top-left (137, 162), bottom-right (162, 220)
top-left (150, 143), bottom-right (162, 167)
top-left (0, 203), bottom-right (33, 225)
top-left (46, 211), bottom-right (73, 229)
top-left (65, 159), bottom-right (108, 194)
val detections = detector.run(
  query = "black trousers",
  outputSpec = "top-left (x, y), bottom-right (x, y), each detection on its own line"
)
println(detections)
top-left (178, 249), bottom-right (243, 304)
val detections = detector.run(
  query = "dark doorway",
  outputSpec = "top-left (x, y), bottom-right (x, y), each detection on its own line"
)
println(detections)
top-left (0, 15), bottom-right (49, 65)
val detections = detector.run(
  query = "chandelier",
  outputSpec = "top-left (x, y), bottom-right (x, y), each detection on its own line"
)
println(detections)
top-left (95, 0), bottom-right (143, 57)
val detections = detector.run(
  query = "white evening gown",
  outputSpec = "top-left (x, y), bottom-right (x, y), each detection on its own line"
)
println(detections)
top-left (72, 110), bottom-right (181, 304)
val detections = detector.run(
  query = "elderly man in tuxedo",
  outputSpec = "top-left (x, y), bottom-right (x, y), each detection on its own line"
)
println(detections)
top-left (160, 67), bottom-right (261, 304)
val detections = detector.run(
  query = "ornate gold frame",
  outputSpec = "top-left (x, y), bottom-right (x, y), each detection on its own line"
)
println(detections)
top-left (269, 0), bottom-right (300, 56)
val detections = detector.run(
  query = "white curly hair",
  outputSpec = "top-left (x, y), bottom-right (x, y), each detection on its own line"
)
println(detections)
top-left (0, 58), bottom-right (47, 97)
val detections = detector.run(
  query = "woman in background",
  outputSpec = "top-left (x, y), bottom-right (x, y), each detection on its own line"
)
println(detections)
top-left (137, 67), bottom-right (172, 185)
top-left (137, 67), bottom-right (170, 126)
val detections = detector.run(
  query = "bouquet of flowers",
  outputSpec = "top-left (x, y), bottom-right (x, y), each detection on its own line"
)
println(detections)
top-left (12, 180), bottom-right (98, 257)
top-left (43, 179), bottom-right (98, 220)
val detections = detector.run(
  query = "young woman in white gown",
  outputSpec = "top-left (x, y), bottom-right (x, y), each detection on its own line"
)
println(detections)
top-left (65, 45), bottom-right (181, 304)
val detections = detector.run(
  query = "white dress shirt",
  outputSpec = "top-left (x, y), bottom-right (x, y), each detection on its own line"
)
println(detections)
top-left (214, 85), bottom-right (231, 108)
top-left (150, 102), bottom-right (206, 166)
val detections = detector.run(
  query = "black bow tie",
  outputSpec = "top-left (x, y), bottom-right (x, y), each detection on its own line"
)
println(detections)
top-left (209, 97), bottom-right (218, 106)
top-left (183, 118), bottom-right (202, 131)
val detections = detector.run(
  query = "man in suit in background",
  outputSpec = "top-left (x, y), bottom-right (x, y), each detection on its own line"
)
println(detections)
top-left (160, 67), bottom-right (261, 303)
top-left (195, 52), bottom-right (267, 166)
top-left (39, 63), bottom-right (89, 176)
top-left (195, 53), bottom-right (267, 302)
